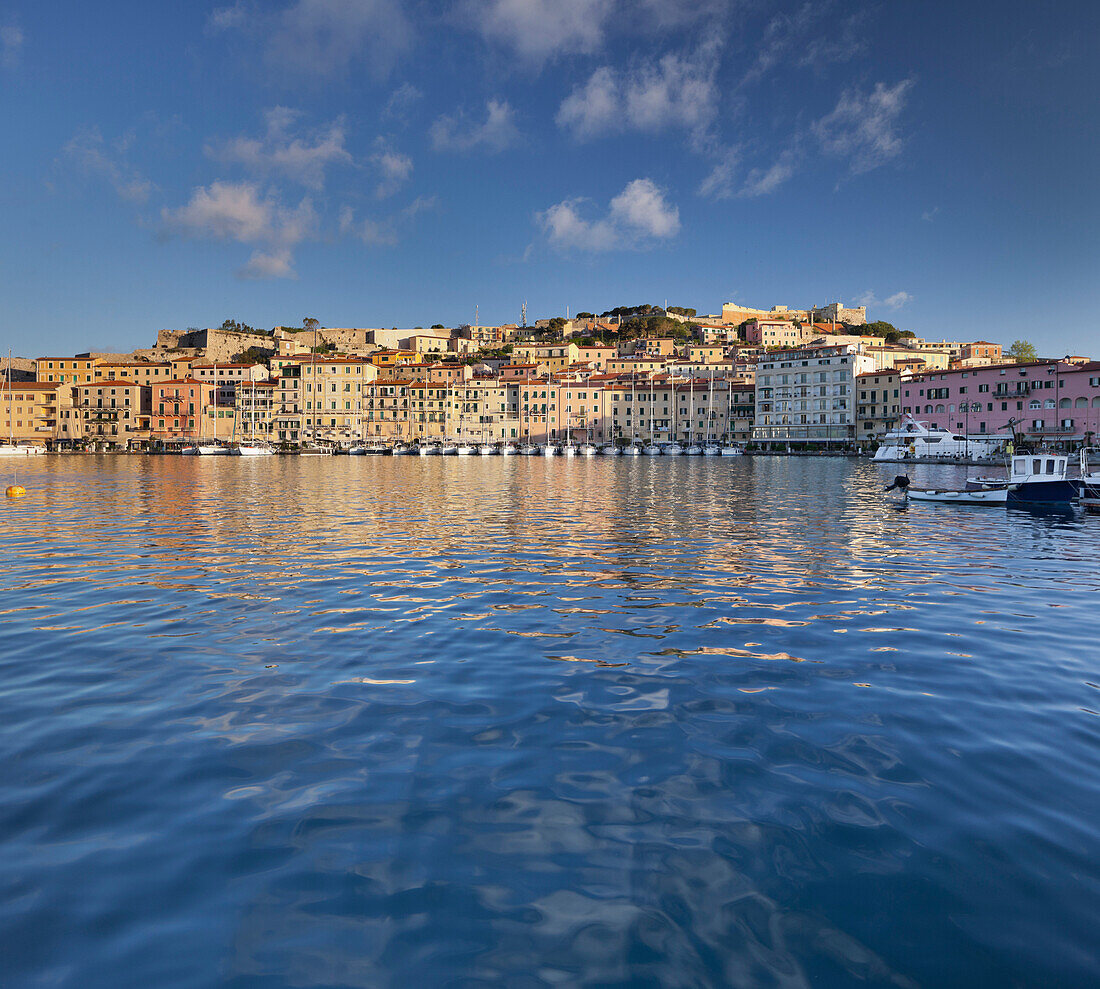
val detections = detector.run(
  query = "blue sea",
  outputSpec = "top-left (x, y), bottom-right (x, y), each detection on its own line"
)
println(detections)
top-left (1, 455), bottom-right (1098, 988)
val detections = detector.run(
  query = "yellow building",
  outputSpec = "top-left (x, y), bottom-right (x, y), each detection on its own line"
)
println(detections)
top-left (36, 357), bottom-right (97, 384)
top-left (2, 382), bottom-right (67, 445)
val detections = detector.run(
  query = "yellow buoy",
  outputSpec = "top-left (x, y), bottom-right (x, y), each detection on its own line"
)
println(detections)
top-left (6, 485), bottom-right (26, 498)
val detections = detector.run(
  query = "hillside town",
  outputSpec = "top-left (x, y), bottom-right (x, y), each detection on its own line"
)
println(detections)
top-left (5, 301), bottom-right (1098, 454)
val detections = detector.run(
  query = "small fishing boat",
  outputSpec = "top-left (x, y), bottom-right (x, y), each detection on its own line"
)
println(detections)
top-left (908, 486), bottom-right (1007, 505)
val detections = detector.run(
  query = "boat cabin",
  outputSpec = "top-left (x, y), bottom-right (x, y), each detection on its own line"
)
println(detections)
top-left (1010, 455), bottom-right (1068, 484)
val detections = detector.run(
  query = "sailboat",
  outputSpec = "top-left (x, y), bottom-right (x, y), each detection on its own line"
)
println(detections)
top-left (702, 367), bottom-right (720, 455)
top-left (663, 375), bottom-right (683, 455)
top-left (622, 375), bottom-right (642, 454)
top-left (1, 350), bottom-right (44, 456)
top-left (684, 378), bottom-right (703, 455)
top-left (643, 374), bottom-right (661, 454)
top-left (197, 361), bottom-right (229, 454)
top-left (237, 377), bottom-right (275, 456)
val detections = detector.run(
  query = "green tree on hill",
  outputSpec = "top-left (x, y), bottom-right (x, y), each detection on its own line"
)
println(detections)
top-left (1008, 340), bottom-right (1037, 362)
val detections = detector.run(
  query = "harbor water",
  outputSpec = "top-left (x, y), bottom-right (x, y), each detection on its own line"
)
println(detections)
top-left (1, 455), bottom-right (1098, 987)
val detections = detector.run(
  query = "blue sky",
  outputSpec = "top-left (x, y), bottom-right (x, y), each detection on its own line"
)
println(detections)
top-left (2, 0), bottom-right (1098, 356)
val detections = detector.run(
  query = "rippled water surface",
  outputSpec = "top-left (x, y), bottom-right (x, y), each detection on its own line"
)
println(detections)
top-left (1, 455), bottom-right (1098, 987)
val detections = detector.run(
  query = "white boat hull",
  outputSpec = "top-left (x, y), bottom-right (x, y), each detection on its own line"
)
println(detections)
top-left (0, 446), bottom-right (44, 457)
top-left (236, 446), bottom-right (274, 456)
top-left (908, 488), bottom-right (1008, 504)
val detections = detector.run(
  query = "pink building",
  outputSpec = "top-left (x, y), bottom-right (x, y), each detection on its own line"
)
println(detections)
top-left (901, 360), bottom-right (1100, 445)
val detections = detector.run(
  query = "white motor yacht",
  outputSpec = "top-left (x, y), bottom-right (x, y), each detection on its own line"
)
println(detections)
top-left (720, 445), bottom-right (744, 456)
top-left (873, 415), bottom-right (1002, 462)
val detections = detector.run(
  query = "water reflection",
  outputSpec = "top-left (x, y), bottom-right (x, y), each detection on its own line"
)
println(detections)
top-left (1, 456), bottom-right (1099, 987)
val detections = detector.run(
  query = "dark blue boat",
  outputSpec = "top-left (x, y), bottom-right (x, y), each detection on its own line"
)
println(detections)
top-left (1006, 453), bottom-right (1078, 506)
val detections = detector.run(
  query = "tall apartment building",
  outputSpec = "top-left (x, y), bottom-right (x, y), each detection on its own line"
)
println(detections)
top-left (753, 345), bottom-right (875, 444)
top-left (62, 380), bottom-right (151, 448)
top-left (856, 370), bottom-right (901, 442)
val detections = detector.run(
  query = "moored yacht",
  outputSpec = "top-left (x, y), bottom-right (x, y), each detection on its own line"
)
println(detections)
top-left (578, 442), bottom-right (599, 456)
top-left (720, 444), bottom-right (744, 456)
top-left (702, 442), bottom-right (720, 456)
top-left (643, 442), bottom-right (662, 455)
top-left (540, 443), bottom-right (557, 457)
top-left (499, 442), bottom-right (518, 455)
top-left (623, 441), bottom-right (643, 456)
top-left (600, 443), bottom-right (620, 456)
top-left (873, 415), bottom-right (1002, 462)
top-left (519, 442), bottom-right (538, 455)
top-left (478, 442), bottom-right (495, 455)
top-left (455, 442), bottom-right (475, 455)
top-left (663, 442), bottom-right (683, 456)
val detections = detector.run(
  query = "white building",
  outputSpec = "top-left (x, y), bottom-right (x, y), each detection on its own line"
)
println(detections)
top-left (752, 345), bottom-right (875, 445)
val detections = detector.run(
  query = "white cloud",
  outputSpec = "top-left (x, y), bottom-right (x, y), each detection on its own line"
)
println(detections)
top-left (239, 249), bottom-right (295, 280)
top-left (538, 177), bottom-right (679, 252)
top-left (206, 2), bottom-right (246, 32)
top-left (470, 0), bottom-right (613, 62)
top-left (162, 181), bottom-right (317, 279)
top-left (739, 149), bottom-right (797, 197)
top-left (430, 99), bottom-right (519, 153)
top-left (1, 21), bottom-right (23, 69)
top-left (814, 79), bottom-right (915, 175)
top-left (557, 52), bottom-right (717, 142)
top-left (922, 206), bottom-right (939, 222)
top-left (382, 82), bottom-right (422, 122)
top-left (207, 108), bottom-right (352, 190)
top-left (62, 128), bottom-right (154, 204)
top-left (697, 148), bottom-right (739, 200)
top-left (632, 0), bottom-right (731, 28)
top-left (855, 290), bottom-right (912, 311)
top-left (224, 0), bottom-right (411, 76)
top-left (371, 142), bottom-right (412, 198)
